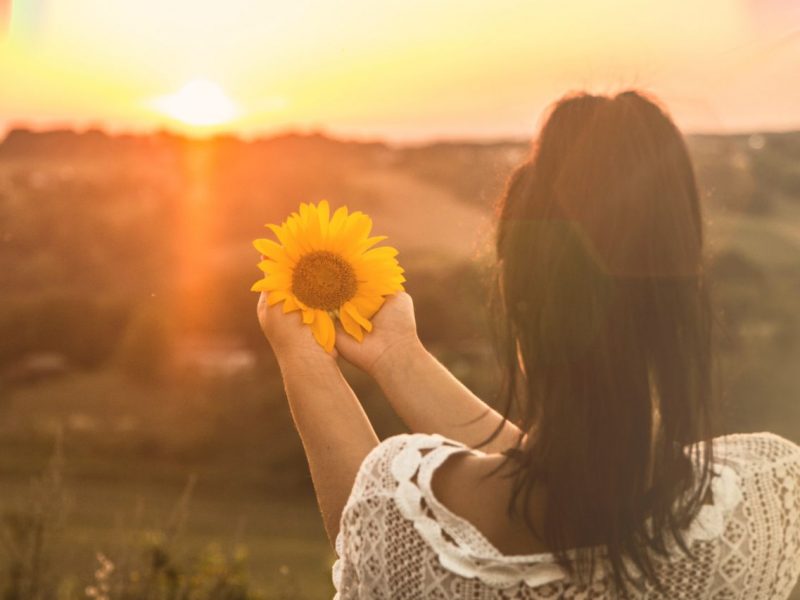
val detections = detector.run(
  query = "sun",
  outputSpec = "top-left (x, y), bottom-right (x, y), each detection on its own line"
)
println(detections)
top-left (152, 79), bottom-right (238, 127)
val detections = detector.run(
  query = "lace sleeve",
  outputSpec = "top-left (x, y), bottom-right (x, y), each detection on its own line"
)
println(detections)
top-left (715, 433), bottom-right (800, 599)
top-left (332, 434), bottom-right (447, 598)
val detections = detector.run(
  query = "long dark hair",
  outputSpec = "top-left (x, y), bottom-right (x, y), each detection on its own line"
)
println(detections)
top-left (491, 90), bottom-right (715, 594)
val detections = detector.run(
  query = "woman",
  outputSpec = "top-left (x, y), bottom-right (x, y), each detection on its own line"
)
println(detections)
top-left (257, 91), bottom-right (800, 598)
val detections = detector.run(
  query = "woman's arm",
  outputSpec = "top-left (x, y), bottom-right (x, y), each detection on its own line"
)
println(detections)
top-left (258, 293), bottom-right (378, 545)
top-left (335, 293), bottom-right (524, 453)
top-left (372, 338), bottom-right (523, 452)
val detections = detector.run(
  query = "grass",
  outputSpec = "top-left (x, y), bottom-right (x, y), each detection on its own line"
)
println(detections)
top-left (708, 197), bottom-right (800, 270)
top-left (0, 454), bottom-right (335, 599)
top-left (0, 366), bottom-right (337, 599)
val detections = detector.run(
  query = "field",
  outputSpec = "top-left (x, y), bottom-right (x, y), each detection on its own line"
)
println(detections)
top-left (1, 451), bottom-right (334, 598)
top-left (1, 128), bottom-right (799, 598)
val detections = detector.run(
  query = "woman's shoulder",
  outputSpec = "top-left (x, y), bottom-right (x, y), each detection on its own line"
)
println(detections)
top-left (711, 431), bottom-right (800, 475)
top-left (345, 433), bottom-right (467, 506)
top-left (363, 432), bottom-right (467, 470)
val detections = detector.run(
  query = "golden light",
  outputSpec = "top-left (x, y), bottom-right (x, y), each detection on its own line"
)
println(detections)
top-left (151, 79), bottom-right (238, 127)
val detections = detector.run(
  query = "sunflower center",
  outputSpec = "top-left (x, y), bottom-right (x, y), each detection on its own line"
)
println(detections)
top-left (291, 251), bottom-right (358, 311)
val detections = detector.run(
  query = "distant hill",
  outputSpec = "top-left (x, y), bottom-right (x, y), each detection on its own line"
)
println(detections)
top-left (5, 125), bottom-right (797, 214)
top-left (0, 127), bottom-right (388, 157)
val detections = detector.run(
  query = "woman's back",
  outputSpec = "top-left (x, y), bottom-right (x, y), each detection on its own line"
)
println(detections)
top-left (334, 431), bottom-right (800, 599)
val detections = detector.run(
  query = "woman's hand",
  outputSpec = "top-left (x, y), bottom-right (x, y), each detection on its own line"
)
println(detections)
top-left (334, 292), bottom-right (422, 376)
top-left (257, 292), bottom-right (335, 367)
top-left (336, 290), bottom-right (525, 452)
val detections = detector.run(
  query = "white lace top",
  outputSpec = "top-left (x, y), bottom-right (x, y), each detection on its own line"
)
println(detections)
top-left (332, 432), bottom-right (800, 599)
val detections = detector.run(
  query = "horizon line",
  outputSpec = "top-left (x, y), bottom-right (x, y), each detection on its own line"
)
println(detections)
top-left (2, 121), bottom-right (800, 148)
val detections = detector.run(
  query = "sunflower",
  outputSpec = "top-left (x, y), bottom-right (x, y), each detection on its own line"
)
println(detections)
top-left (251, 201), bottom-right (405, 352)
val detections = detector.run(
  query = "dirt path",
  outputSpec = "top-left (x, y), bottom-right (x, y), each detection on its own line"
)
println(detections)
top-left (350, 166), bottom-right (494, 265)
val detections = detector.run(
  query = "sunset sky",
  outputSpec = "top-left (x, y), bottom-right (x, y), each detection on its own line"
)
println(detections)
top-left (0, 0), bottom-right (798, 141)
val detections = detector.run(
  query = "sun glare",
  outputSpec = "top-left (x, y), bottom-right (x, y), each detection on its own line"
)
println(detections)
top-left (152, 79), bottom-right (238, 128)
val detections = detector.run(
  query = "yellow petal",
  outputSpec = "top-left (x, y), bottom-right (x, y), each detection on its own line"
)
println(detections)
top-left (358, 282), bottom-right (403, 296)
top-left (339, 212), bottom-right (373, 255)
top-left (259, 273), bottom-right (292, 291)
top-left (311, 318), bottom-right (326, 347)
top-left (358, 278), bottom-right (404, 292)
top-left (250, 279), bottom-right (269, 292)
top-left (317, 200), bottom-right (330, 241)
top-left (285, 215), bottom-right (311, 254)
top-left (282, 295), bottom-right (301, 313)
top-left (266, 223), bottom-right (289, 245)
top-left (267, 290), bottom-right (289, 305)
top-left (339, 308), bottom-right (364, 342)
top-left (254, 238), bottom-right (285, 261)
top-left (361, 246), bottom-right (399, 261)
top-left (266, 224), bottom-right (301, 262)
top-left (299, 202), bottom-right (311, 226)
top-left (311, 310), bottom-right (335, 352)
top-left (328, 206), bottom-right (349, 239)
top-left (257, 260), bottom-right (291, 276)
top-left (353, 235), bottom-right (388, 255)
top-left (302, 309), bottom-right (315, 324)
top-left (305, 203), bottom-right (322, 249)
top-left (353, 263), bottom-right (403, 282)
top-left (323, 313), bottom-right (336, 353)
top-left (343, 301), bottom-right (373, 332)
top-left (350, 295), bottom-right (385, 319)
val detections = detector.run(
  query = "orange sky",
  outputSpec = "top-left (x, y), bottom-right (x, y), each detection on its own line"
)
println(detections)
top-left (0, 0), bottom-right (798, 141)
